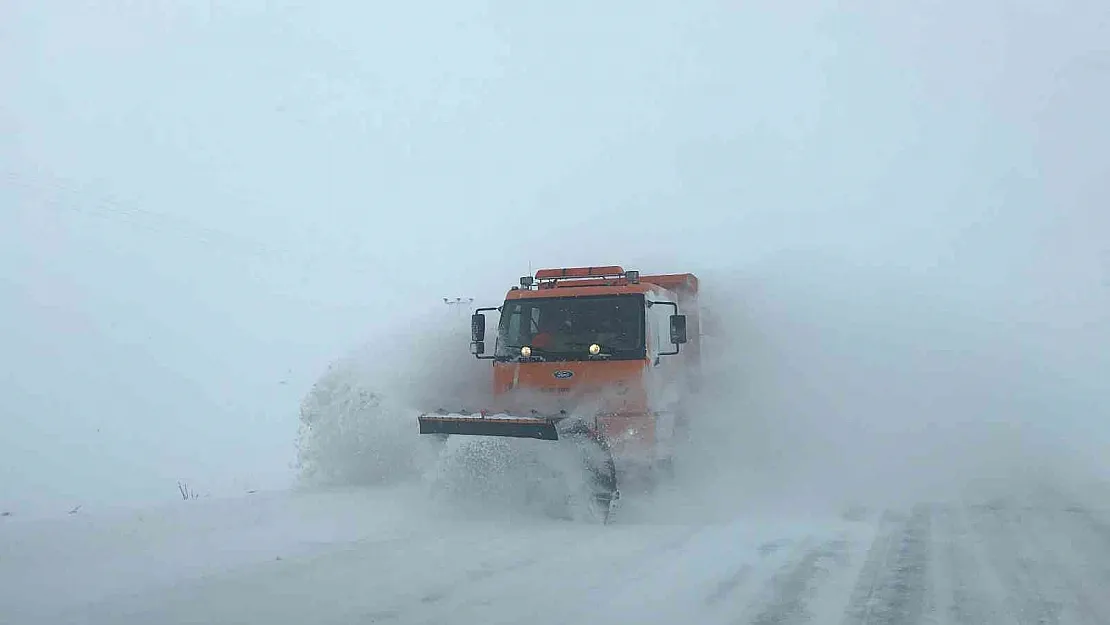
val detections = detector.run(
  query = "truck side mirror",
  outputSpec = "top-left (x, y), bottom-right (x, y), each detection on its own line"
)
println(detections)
top-left (670, 315), bottom-right (688, 345)
top-left (471, 313), bottom-right (486, 343)
top-left (469, 307), bottom-right (498, 360)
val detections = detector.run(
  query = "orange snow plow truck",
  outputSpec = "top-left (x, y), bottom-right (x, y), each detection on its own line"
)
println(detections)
top-left (418, 266), bottom-right (700, 522)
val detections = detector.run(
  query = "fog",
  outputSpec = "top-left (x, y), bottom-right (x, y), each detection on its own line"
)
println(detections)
top-left (2, 1), bottom-right (1106, 515)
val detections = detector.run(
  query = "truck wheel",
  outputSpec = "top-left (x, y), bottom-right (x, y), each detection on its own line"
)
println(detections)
top-left (558, 420), bottom-right (618, 524)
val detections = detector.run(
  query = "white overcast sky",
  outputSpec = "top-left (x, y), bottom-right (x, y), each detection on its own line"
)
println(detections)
top-left (2, 1), bottom-right (1107, 510)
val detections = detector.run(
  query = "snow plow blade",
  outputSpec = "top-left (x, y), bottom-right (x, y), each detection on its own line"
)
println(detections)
top-left (417, 413), bottom-right (560, 441)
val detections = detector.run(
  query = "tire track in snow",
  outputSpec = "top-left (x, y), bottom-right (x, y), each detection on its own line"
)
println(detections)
top-left (839, 504), bottom-right (931, 625)
top-left (1021, 502), bottom-right (1110, 624)
top-left (835, 511), bottom-right (901, 625)
top-left (932, 505), bottom-right (998, 625)
top-left (706, 564), bottom-right (753, 606)
top-left (705, 540), bottom-right (791, 607)
top-left (969, 500), bottom-right (1066, 625)
top-left (735, 537), bottom-right (851, 625)
top-left (960, 488), bottom-right (1110, 625)
top-left (1059, 502), bottom-right (1110, 552)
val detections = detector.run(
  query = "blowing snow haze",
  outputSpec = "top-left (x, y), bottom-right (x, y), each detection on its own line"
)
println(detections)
top-left (1, 1), bottom-right (1107, 514)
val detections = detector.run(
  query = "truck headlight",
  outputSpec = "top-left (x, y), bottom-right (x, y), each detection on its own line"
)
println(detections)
top-left (521, 346), bottom-right (532, 357)
top-left (589, 343), bottom-right (601, 355)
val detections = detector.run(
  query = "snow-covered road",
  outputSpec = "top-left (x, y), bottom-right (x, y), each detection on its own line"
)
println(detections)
top-left (5, 479), bottom-right (1110, 625)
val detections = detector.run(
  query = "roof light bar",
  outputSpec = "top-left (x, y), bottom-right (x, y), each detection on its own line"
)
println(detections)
top-left (526, 266), bottom-right (644, 289)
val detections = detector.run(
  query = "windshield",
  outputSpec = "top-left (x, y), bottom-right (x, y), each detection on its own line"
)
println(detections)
top-left (495, 294), bottom-right (645, 361)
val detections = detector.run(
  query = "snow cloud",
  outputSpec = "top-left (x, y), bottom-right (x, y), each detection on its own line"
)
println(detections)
top-left (2, 1), bottom-right (1105, 514)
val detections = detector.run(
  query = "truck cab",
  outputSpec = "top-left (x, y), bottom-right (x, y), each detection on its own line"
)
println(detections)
top-left (469, 266), bottom-right (700, 471)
